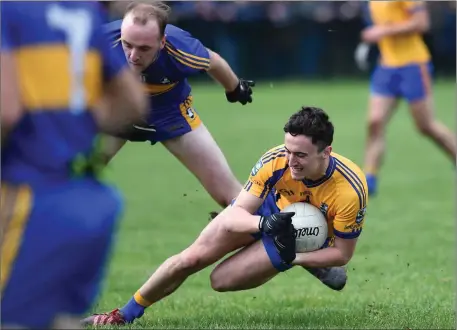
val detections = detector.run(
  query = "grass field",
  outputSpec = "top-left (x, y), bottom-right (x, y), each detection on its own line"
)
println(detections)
top-left (93, 80), bottom-right (455, 329)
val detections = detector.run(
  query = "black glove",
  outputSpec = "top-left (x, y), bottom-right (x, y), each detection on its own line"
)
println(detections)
top-left (258, 212), bottom-right (295, 236)
top-left (273, 223), bottom-right (297, 265)
top-left (111, 122), bottom-right (156, 143)
top-left (225, 79), bottom-right (255, 105)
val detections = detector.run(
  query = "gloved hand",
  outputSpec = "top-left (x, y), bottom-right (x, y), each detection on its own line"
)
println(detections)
top-left (258, 212), bottom-right (295, 236)
top-left (273, 223), bottom-right (296, 265)
top-left (225, 79), bottom-right (255, 105)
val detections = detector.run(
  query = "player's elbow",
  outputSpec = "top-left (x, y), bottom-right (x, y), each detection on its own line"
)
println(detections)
top-left (207, 49), bottom-right (224, 72)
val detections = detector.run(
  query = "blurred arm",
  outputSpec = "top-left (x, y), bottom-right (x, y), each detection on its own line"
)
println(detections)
top-left (206, 49), bottom-right (239, 92)
top-left (1, 52), bottom-right (23, 143)
top-left (384, 4), bottom-right (430, 36)
top-left (92, 67), bottom-right (148, 136)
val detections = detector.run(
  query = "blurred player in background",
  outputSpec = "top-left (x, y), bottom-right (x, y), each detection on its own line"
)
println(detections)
top-left (103, 1), bottom-right (255, 209)
top-left (82, 107), bottom-right (362, 326)
top-left (359, 1), bottom-right (456, 195)
top-left (1, 1), bottom-right (147, 328)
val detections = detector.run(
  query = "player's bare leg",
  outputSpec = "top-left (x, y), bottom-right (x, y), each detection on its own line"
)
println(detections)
top-left (162, 124), bottom-right (242, 207)
top-left (81, 212), bottom-right (255, 326)
top-left (210, 240), bottom-right (347, 292)
top-left (408, 95), bottom-right (456, 163)
top-left (210, 239), bottom-right (280, 292)
top-left (363, 95), bottom-right (399, 195)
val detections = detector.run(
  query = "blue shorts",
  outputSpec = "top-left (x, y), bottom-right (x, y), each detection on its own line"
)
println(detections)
top-left (370, 62), bottom-right (433, 103)
top-left (1, 179), bottom-right (123, 328)
top-left (231, 190), bottom-right (293, 273)
top-left (148, 95), bottom-right (202, 143)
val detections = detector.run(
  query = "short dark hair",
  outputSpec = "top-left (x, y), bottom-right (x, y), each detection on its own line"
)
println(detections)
top-left (283, 106), bottom-right (334, 151)
top-left (125, 1), bottom-right (170, 37)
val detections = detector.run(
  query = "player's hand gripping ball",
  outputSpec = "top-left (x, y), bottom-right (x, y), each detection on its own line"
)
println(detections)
top-left (225, 79), bottom-right (255, 105)
top-left (258, 211), bottom-right (295, 236)
top-left (281, 202), bottom-right (328, 252)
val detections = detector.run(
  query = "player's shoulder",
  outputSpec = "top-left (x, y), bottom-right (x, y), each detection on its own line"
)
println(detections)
top-left (253, 144), bottom-right (288, 173)
top-left (260, 144), bottom-right (287, 163)
top-left (164, 24), bottom-right (207, 54)
top-left (331, 152), bottom-right (368, 205)
top-left (164, 24), bottom-right (197, 46)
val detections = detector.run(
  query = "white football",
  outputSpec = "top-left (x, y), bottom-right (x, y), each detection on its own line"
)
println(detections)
top-left (281, 202), bottom-right (328, 253)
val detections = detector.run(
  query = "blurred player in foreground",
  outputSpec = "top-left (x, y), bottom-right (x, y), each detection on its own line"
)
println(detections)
top-left (1, 1), bottom-right (147, 328)
top-left (82, 107), bottom-right (367, 326)
top-left (103, 1), bottom-right (254, 209)
top-left (358, 1), bottom-right (456, 195)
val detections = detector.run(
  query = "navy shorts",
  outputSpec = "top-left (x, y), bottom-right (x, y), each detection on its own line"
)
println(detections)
top-left (1, 179), bottom-right (123, 328)
top-left (231, 190), bottom-right (293, 273)
top-left (141, 95), bottom-right (202, 144)
top-left (370, 62), bottom-right (433, 103)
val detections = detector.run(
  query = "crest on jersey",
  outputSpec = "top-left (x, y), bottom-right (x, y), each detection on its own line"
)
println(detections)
top-left (186, 107), bottom-right (195, 120)
top-left (160, 77), bottom-right (171, 84)
top-left (319, 202), bottom-right (329, 217)
top-left (355, 206), bottom-right (366, 224)
top-left (251, 160), bottom-right (263, 176)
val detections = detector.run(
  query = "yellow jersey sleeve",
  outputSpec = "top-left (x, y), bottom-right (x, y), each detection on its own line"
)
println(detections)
top-left (332, 185), bottom-right (367, 240)
top-left (243, 145), bottom-right (287, 199)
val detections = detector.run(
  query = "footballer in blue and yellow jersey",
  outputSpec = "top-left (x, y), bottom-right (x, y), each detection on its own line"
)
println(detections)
top-left (1, 1), bottom-right (128, 328)
top-left (361, 1), bottom-right (456, 196)
top-left (105, 19), bottom-right (208, 141)
top-left (207, 106), bottom-right (366, 292)
top-left (103, 3), bottom-right (254, 144)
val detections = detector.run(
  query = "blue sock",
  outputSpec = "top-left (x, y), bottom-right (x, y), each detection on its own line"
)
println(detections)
top-left (366, 174), bottom-right (377, 196)
top-left (119, 297), bottom-right (146, 323)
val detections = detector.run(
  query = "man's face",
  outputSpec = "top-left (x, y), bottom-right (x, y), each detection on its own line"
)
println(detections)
top-left (284, 133), bottom-right (331, 180)
top-left (120, 17), bottom-right (165, 73)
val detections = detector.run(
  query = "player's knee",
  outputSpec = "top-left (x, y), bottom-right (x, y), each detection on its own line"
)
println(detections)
top-left (415, 121), bottom-right (435, 137)
top-left (173, 246), bottom-right (214, 275)
top-left (367, 115), bottom-right (384, 136)
top-left (209, 266), bottom-right (234, 292)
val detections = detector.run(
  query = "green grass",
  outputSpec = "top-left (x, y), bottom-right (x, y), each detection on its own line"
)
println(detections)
top-left (93, 80), bottom-right (455, 329)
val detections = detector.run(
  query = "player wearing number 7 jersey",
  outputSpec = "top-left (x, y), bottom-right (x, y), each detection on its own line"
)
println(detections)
top-left (1, 1), bottom-right (147, 328)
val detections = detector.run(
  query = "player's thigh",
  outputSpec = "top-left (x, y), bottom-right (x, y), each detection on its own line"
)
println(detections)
top-left (162, 124), bottom-right (239, 194)
top-left (210, 237), bottom-right (281, 291)
top-left (368, 65), bottom-right (400, 126)
top-left (0, 181), bottom-right (122, 328)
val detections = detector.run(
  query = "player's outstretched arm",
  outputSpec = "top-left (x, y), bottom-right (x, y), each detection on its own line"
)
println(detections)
top-left (219, 190), bottom-right (294, 236)
top-left (206, 49), bottom-right (255, 105)
top-left (292, 237), bottom-right (358, 268)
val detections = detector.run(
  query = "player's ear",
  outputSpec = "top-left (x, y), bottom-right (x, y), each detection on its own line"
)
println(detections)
top-left (160, 35), bottom-right (166, 49)
top-left (322, 145), bottom-right (332, 158)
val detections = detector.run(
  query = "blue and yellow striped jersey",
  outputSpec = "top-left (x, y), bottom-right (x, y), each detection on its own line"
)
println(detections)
top-left (1, 1), bottom-right (128, 186)
top-left (104, 20), bottom-right (210, 110)
top-left (245, 145), bottom-right (368, 242)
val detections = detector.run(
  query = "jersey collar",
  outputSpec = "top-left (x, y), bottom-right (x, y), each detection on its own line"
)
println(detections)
top-left (302, 156), bottom-right (336, 188)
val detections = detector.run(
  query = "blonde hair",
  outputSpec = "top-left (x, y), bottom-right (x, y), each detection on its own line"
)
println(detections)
top-left (125, 1), bottom-right (170, 36)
